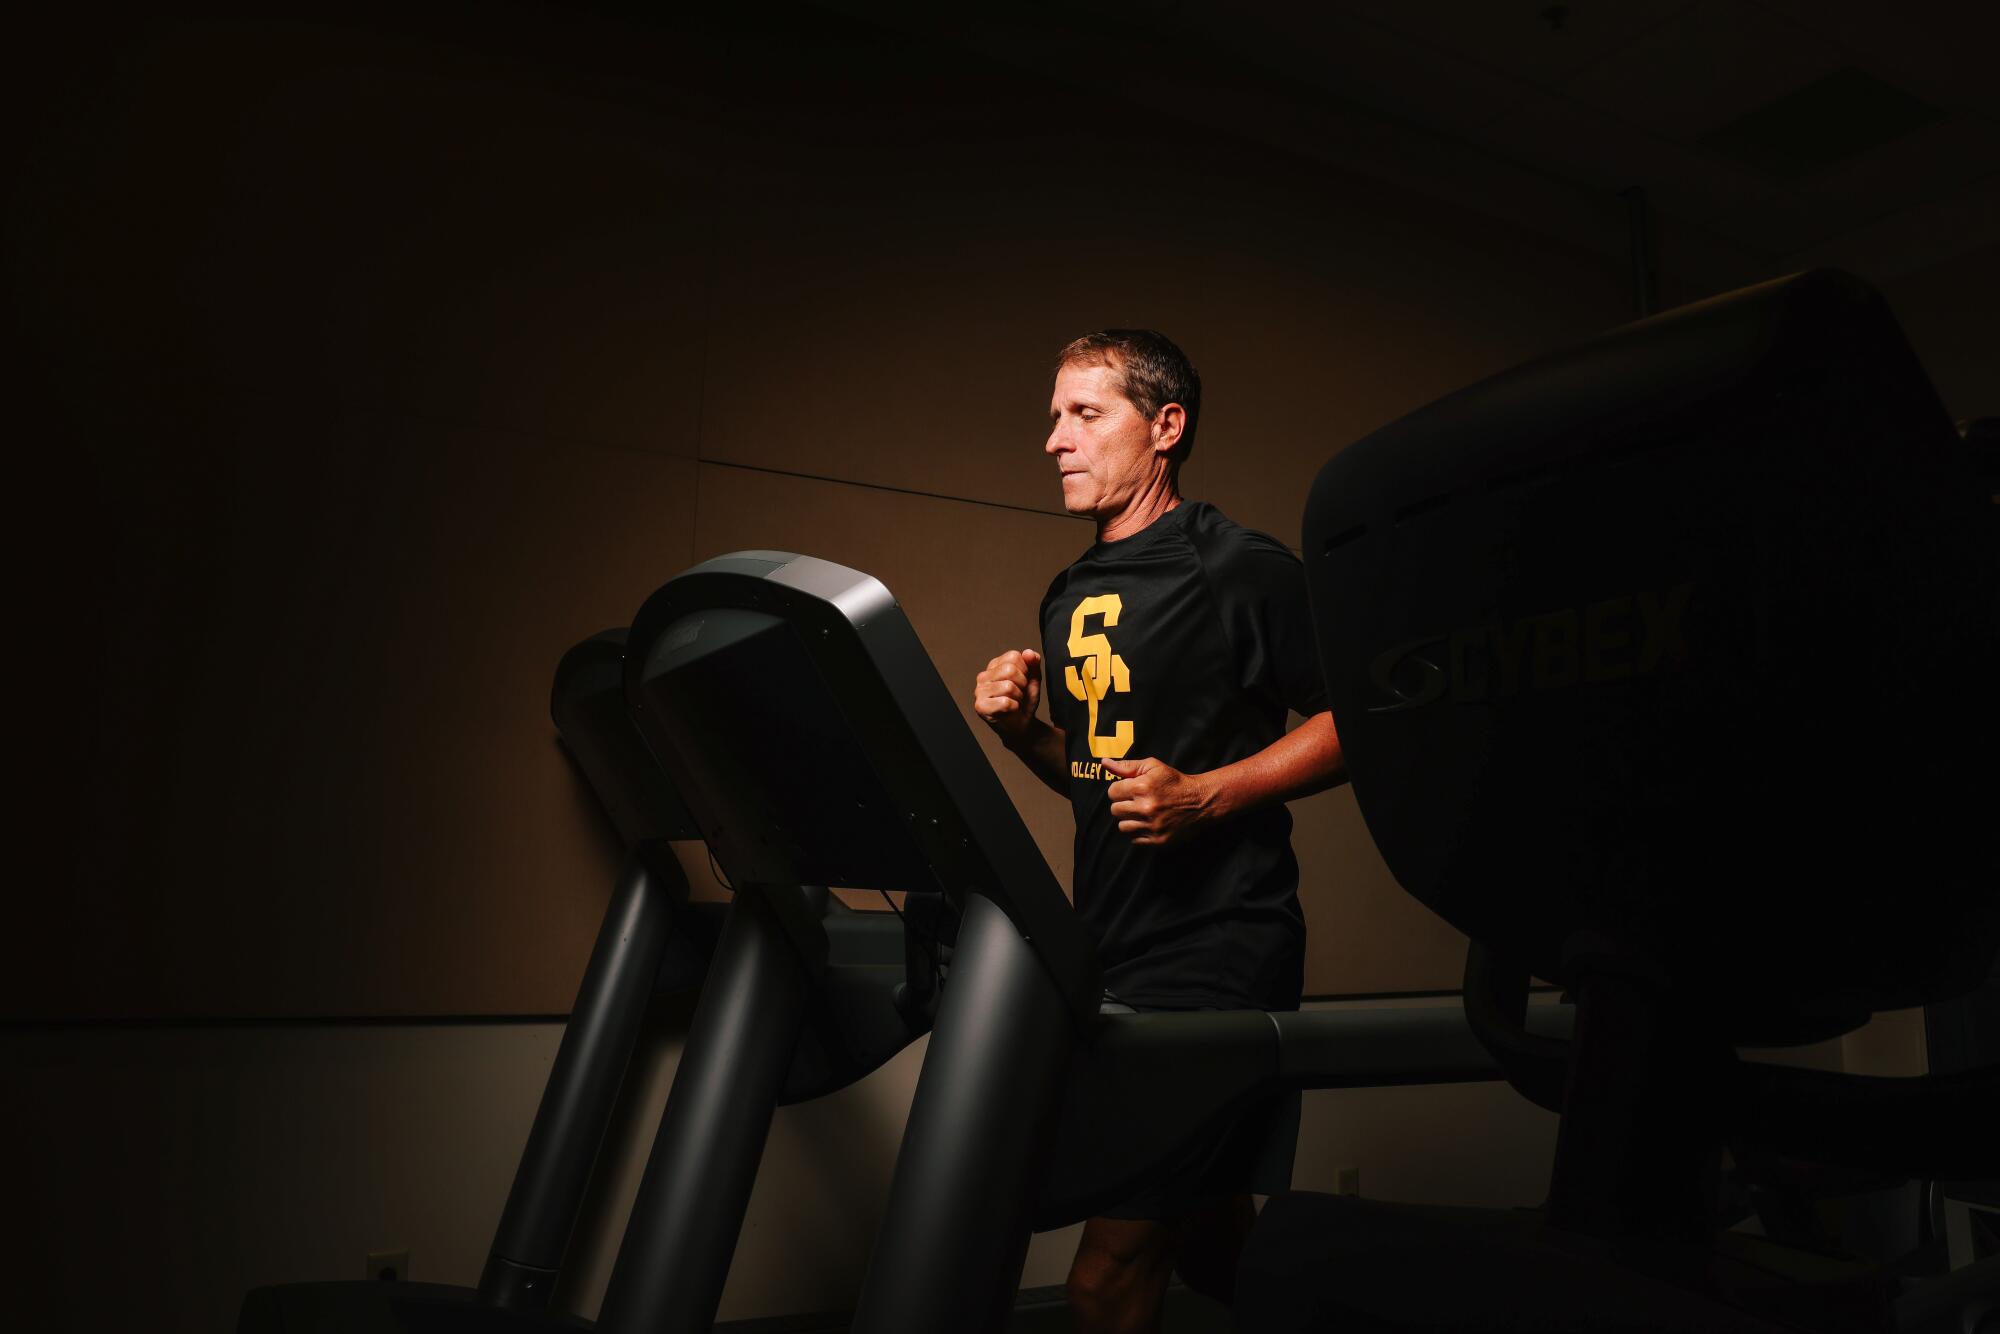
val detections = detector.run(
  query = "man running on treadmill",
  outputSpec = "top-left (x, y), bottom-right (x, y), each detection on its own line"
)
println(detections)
top-left (973, 329), bottom-right (1346, 1334)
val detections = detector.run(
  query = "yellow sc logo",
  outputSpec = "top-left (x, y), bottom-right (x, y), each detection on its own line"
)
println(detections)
top-left (1065, 594), bottom-right (1133, 759)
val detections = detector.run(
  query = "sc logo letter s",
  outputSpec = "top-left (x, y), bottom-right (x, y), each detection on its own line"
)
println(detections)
top-left (1065, 594), bottom-right (1134, 759)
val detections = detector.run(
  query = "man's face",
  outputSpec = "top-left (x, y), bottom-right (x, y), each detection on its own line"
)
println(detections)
top-left (1046, 359), bottom-right (1164, 523)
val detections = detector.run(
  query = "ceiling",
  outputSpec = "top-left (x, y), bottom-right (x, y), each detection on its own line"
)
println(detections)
top-left (833, 0), bottom-right (2000, 282)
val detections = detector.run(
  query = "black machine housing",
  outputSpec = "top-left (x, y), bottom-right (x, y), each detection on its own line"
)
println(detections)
top-left (1243, 269), bottom-right (2000, 1333)
top-left (1303, 269), bottom-right (1999, 1043)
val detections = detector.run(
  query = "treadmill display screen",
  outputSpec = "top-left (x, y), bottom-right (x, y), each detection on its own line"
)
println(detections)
top-left (633, 608), bottom-right (941, 895)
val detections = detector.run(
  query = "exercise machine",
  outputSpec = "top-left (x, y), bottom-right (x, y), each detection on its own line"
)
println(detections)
top-left (1237, 269), bottom-right (2000, 1332)
top-left (243, 604), bottom-right (1543, 1334)
top-left (613, 551), bottom-right (1576, 1332)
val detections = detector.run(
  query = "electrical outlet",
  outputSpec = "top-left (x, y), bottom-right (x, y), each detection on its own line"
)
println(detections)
top-left (366, 1249), bottom-right (409, 1282)
top-left (1335, 1166), bottom-right (1361, 1197)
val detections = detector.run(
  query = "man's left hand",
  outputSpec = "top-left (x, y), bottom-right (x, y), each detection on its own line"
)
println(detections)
top-left (1103, 757), bottom-right (1218, 847)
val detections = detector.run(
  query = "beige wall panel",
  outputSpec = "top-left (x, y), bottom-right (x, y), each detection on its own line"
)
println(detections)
top-left (1289, 998), bottom-right (1562, 1208)
top-left (11, 1023), bottom-right (554, 1334)
top-left (29, 413), bottom-right (699, 1019)
top-left (11, 18), bottom-right (712, 455)
top-left (1841, 1007), bottom-right (1930, 1078)
top-left (690, 463), bottom-right (1089, 887)
top-left (1289, 783), bottom-right (1473, 996)
top-left (699, 118), bottom-right (1630, 545)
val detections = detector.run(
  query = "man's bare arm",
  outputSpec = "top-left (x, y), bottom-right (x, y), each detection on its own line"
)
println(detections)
top-left (1201, 711), bottom-right (1346, 820)
top-left (1103, 711), bottom-right (1345, 847)
top-left (973, 648), bottom-right (1069, 796)
top-left (1006, 717), bottom-right (1070, 796)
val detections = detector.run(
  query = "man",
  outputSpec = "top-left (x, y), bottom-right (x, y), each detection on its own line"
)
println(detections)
top-left (973, 329), bottom-right (1346, 1334)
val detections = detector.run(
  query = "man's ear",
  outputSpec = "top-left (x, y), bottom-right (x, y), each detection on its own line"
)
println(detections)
top-left (1152, 402), bottom-right (1186, 455)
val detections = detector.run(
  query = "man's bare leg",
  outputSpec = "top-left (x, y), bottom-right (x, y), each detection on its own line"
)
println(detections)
top-left (1066, 1194), bottom-right (1255, 1333)
top-left (1067, 1216), bottom-right (1189, 1334)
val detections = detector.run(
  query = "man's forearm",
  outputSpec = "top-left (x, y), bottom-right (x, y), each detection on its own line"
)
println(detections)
top-left (1202, 711), bottom-right (1346, 821)
top-left (1009, 718), bottom-right (1070, 796)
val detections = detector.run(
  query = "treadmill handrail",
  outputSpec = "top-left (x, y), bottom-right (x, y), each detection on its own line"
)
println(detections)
top-left (624, 552), bottom-right (1103, 1028)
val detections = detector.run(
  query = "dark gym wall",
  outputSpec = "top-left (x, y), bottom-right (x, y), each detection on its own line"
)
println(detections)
top-left (21, 4), bottom-right (1678, 1020)
top-left (1878, 242), bottom-right (1999, 420)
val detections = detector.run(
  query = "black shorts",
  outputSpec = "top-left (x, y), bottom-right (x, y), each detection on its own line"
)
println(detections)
top-left (1095, 1000), bottom-right (1303, 1222)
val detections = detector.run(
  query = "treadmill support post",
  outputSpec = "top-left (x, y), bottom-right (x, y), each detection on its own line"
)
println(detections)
top-left (594, 886), bottom-right (820, 1334)
top-left (479, 849), bottom-right (681, 1309)
top-left (852, 892), bottom-right (1077, 1334)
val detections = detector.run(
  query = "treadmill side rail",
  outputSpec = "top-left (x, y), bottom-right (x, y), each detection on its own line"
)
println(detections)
top-left (851, 894), bottom-right (1077, 1334)
top-left (479, 850), bottom-right (685, 1308)
top-left (594, 887), bottom-right (823, 1334)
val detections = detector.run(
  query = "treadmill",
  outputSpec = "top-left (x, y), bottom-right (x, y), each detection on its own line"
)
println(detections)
top-left (242, 572), bottom-right (1584, 1328)
top-left (242, 565), bottom-right (1577, 1334)
top-left (613, 551), bottom-right (1573, 1332)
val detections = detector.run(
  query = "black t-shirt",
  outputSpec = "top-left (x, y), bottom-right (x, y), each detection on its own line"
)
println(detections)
top-left (1039, 501), bottom-right (1328, 1010)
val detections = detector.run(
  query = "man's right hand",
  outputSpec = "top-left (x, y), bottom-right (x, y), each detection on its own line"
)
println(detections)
top-left (974, 648), bottom-right (1044, 749)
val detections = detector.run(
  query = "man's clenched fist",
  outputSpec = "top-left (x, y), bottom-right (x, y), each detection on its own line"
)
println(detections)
top-left (973, 649), bottom-right (1043, 748)
top-left (1104, 757), bottom-right (1217, 847)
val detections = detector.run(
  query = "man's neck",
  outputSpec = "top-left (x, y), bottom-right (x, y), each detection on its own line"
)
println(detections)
top-left (1097, 477), bottom-right (1183, 543)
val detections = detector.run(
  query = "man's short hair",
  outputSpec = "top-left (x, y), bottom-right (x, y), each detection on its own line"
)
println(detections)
top-left (1055, 329), bottom-right (1202, 464)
